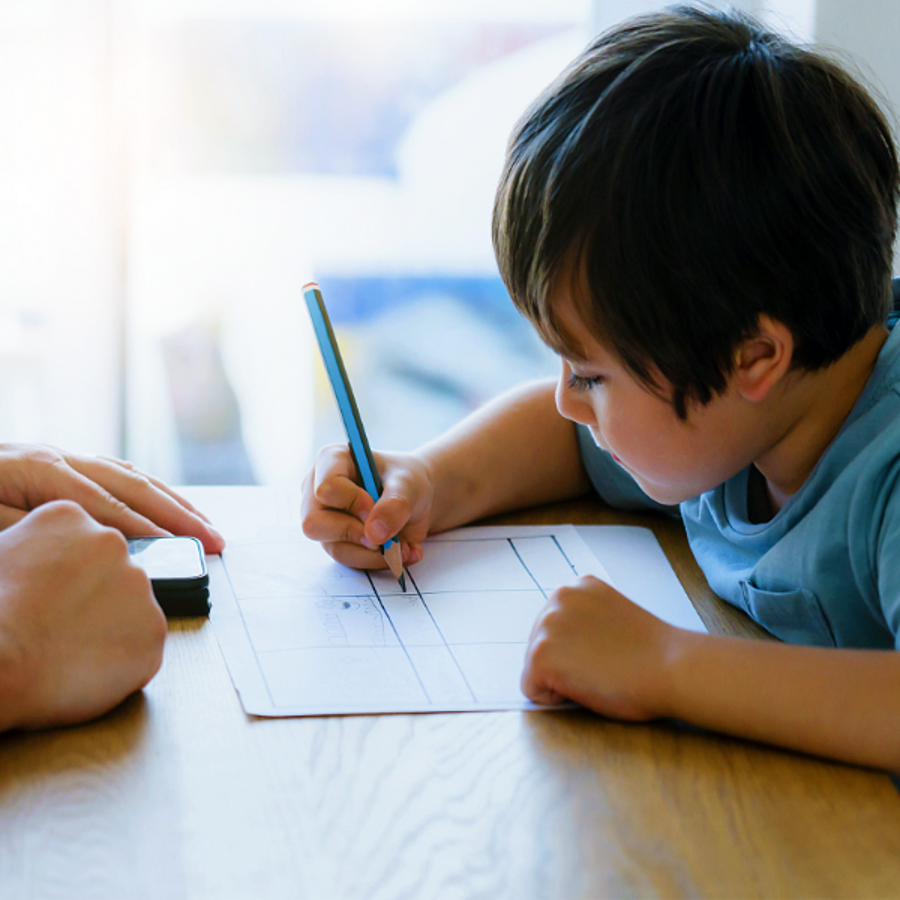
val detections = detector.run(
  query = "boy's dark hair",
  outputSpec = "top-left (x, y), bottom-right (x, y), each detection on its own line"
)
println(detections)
top-left (493, 4), bottom-right (900, 417)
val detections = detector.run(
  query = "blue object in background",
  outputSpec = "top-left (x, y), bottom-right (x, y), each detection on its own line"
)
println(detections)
top-left (314, 275), bottom-right (519, 328)
top-left (308, 273), bottom-right (559, 458)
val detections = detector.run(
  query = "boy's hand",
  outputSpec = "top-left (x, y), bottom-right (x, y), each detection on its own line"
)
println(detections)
top-left (522, 576), bottom-right (677, 720)
top-left (301, 444), bottom-right (436, 570)
top-left (0, 501), bottom-right (168, 731)
top-left (0, 443), bottom-right (225, 554)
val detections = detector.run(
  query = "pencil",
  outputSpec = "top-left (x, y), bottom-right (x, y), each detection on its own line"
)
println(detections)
top-left (303, 282), bottom-right (407, 591)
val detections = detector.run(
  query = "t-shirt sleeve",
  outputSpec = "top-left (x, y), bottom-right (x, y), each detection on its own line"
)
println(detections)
top-left (576, 425), bottom-right (680, 515)
top-left (875, 470), bottom-right (900, 648)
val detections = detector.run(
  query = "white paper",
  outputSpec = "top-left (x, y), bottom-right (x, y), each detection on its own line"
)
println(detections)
top-left (211, 525), bottom-right (602, 716)
top-left (208, 514), bottom-right (706, 718)
top-left (575, 525), bottom-right (707, 634)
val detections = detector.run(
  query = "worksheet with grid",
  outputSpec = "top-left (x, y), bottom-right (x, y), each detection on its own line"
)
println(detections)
top-left (210, 525), bottom-right (620, 716)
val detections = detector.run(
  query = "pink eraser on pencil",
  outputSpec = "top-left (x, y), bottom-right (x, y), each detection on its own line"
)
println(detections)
top-left (303, 281), bottom-right (319, 292)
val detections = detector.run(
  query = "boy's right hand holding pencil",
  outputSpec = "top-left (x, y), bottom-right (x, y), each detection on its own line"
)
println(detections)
top-left (301, 445), bottom-right (435, 574)
top-left (301, 380), bottom-right (591, 575)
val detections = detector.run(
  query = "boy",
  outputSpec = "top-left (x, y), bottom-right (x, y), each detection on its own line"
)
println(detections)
top-left (302, 6), bottom-right (900, 770)
top-left (0, 444), bottom-right (225, 731)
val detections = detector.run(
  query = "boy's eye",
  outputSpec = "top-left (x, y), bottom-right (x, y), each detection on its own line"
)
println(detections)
top-left (567, 372), bottom-right (604, 392)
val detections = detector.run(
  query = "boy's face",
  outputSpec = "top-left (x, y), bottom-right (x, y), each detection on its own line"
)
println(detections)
top-left (552, 299), bottom-right (762, 505)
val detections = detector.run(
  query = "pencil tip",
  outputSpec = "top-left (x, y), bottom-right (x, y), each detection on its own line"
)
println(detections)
top-left (384, 540), bottom-right (404, 586)
top-left (400, 573), bottom-right (407, 592)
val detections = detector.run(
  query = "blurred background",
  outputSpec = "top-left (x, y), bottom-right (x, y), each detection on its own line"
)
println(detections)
top-left (0, 0), bottom-right (892, 486)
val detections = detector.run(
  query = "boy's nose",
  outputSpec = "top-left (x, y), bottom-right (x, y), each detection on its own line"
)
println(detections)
top-left (555, 366), bottom-right (598, 426)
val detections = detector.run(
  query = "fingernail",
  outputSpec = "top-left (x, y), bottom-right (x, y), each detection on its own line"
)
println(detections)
top-left (361, 536), bottom-right (377, 550)
top-left (359, 508), bottom-right (370, 522)
top-left (369, 520), bottom-right (389, 543)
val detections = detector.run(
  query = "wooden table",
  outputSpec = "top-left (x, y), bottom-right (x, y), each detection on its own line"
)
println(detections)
top-left (2, 490), bottom-right (899, 899)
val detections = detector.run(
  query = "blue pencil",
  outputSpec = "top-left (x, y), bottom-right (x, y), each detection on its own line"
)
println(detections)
top-left (303, 282), bottom-right (406, 591)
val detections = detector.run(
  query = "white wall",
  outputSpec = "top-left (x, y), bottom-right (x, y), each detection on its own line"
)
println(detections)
top-left (814, 0), bottom-right (900, 268)
top-left (815, 0), bottom-right (900, 128)
top-left (590, 1), bottom-right (813, 41)
top-left (0, 2), bottom-right (122, 455)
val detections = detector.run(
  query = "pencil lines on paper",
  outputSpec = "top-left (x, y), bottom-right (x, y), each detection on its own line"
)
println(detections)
top-left (217, 529), bottom-right (597, 714)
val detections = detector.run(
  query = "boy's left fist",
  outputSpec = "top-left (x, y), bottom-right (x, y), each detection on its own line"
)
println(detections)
top-left (521, 575), bottom-right (676, 721)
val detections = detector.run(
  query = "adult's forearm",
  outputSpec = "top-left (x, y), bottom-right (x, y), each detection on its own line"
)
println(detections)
top-left (419, 379), bottom-right (592, 533)
top-left (665, 631), bottom-right (900, 771)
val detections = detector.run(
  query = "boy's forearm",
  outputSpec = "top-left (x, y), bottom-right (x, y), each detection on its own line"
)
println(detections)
top-left (664, 631), bottom-right (900, 771)
top-left (419, 379), bottom-right (592, 532)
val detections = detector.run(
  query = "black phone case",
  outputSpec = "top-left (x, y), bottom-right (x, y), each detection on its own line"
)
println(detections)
top-left (129, 536), bottom-right (210, 616)
top-left (151, 577), bottom-right (211, 618)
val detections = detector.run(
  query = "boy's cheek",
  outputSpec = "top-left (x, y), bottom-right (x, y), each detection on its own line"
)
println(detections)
top-left (589, 429), bottom-right (629, 469)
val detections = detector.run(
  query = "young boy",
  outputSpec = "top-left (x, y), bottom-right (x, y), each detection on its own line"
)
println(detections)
top-left (302, 6), bottom-right (900, 771)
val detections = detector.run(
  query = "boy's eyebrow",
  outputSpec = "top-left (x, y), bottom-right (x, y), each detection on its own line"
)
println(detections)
top-left (545, 323), bottom-right (610, 366)
top-left (549, 340), bottom-right (590, 364)
top-left (566, 357), bottom-right (607, 372)
top-left (537, 322), bottom-right (591, 362)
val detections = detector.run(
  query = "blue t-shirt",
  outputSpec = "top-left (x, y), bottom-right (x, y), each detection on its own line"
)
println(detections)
top-left (577, 323), bottom-right (900, 649)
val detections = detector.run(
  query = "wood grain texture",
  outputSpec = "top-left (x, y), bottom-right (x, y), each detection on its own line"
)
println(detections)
top-left (1, 491), bottom-right (898, 899)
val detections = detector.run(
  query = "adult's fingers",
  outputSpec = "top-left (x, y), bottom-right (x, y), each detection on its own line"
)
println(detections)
top-left (63, 455), bottom-right (224, 553)
top-left (93, 455), bottom-right (213, 523)
top-left (38, 459), bottom-right (175, 538)
top-left (0, 503), bottom-right (28, 531)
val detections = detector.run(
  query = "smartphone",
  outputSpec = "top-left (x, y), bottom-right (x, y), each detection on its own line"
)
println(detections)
top-left (127, 536), bottom-right (210, 618)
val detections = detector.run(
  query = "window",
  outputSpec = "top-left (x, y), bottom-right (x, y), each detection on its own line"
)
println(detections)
top-left (0, 1), bottom-right (824, 484)
top-left (124, 0), bottom-right (590, 485)
top-left (0, 2), bottom-right (122, 456)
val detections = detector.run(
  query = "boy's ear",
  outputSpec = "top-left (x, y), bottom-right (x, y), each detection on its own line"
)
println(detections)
top-left (733, 315), bottom-right (795, 403)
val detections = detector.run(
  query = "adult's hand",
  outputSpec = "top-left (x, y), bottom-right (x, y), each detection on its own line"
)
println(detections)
top-left (0, 444), bottom-right (224, 554)
top-left (0, 501), bottom-right (168, 731)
